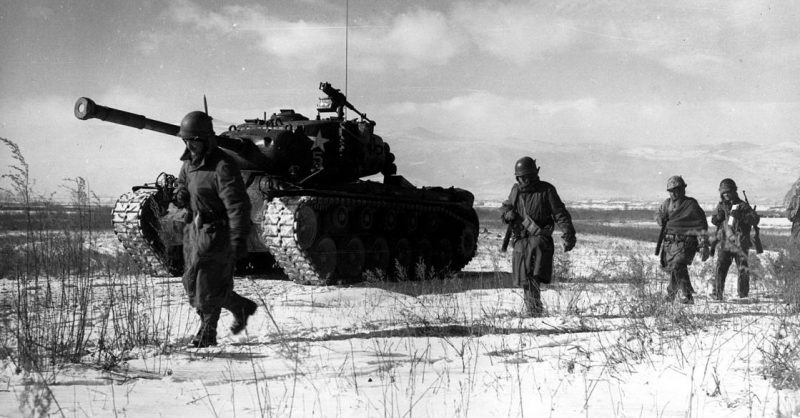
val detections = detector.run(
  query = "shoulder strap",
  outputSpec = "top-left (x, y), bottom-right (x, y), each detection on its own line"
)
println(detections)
top-left (510, 184), bottom-right (524, 218)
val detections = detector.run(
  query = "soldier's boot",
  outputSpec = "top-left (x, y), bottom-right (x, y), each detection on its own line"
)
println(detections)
top-left (227, 294), bottom-right (258, 335)
top-left (664, 289), bottom-right (678, 303)
top-left (189, 310), bottom-right (205, 347)
top-left (679, 295), bottom-right (695, 305)
top-left (710, 284), bottom-right (723, 301)
top-left (665, 272), bottom-right (678, 302)
top-left (192, 309), bottom-right (220, 348)
top-left (523, 282), bottom-right (544, 317)
top-left (737, 272), bottom-right (750, 298)
top-left (711, 272), bottom-right (726, 300)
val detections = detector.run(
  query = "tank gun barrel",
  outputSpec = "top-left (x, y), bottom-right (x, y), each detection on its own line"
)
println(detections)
top-left (74, 97), bottom-right (180, 136)
top-left (74, 97), bottom-right (252, 154)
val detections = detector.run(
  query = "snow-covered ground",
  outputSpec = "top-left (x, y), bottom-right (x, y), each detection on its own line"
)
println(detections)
top-left (1, 229), bottom-right (799, 417)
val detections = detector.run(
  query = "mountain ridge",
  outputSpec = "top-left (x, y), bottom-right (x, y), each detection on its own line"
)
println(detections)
top-left (384, 128), bottom-right (799, 205)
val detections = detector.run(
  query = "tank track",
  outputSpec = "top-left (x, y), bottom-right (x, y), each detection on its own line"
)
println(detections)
top-left (111, 189), bottom-right (175, 277)
top-left (261, 195), bottom-right (478, 285)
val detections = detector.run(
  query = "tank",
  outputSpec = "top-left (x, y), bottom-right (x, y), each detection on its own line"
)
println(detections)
top-left (74, 82), bottom-right (479, 284)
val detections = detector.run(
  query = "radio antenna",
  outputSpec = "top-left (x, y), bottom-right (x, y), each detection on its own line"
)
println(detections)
top-left (345, 0), bottom-right (349, 101)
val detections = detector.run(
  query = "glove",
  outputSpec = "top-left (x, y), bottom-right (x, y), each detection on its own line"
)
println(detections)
top-left (173, 188), bottom-right (189, 209)
top-left (701, 245), bottom-right (710, 262)
top-left (700, 237), bottom-right (710, 261)
top-left (232, 241), bottom-right (249, 261)
top-left (502, 210), bottom-right (519, 224)
top-left (562, 234), bottom-right (576, 252)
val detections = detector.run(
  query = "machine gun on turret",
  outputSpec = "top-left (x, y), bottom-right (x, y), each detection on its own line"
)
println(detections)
top-left (317, 82), bottom-right (371, 122)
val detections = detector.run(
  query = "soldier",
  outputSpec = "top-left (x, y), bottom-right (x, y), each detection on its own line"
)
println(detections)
top-left (709, 178), bottom-right (760, 300)
top-left (173, 111), bottom-right (258, 348)
top-left (784, 178), bottom-right (800, 256)
top-left (656, 175), bottom-right (709, 304)
top-left (500, 157), bottom-right (576, 316)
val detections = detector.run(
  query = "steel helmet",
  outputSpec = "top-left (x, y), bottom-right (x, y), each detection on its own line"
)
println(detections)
top-left (178, 111), bottom-right (214, 139)
top-left (514, 157), bottom-right (539, 177)
top-left (719, 178), bottom-right (737, 193)
top-left (666, 175), bottom-right (687, 191)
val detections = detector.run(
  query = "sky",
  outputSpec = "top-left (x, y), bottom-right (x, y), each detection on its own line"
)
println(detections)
top-left (1, 0), bottom-right (799, 203)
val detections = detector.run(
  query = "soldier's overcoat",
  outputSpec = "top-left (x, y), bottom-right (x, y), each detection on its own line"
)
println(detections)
top-left (177, 146), bottom-right (251, 312)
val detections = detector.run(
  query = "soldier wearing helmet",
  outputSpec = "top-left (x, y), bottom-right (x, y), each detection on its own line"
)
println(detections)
top-left (500, 156), bottom-right (576, 316)
top-left (173, 110), bottom-right (258, 348)
top-left (656, 175), bottom-right (709, 304)
top-left (784, 178), bottom-right (800, 257)
top-left (709, 178), bottom-right (760, 300)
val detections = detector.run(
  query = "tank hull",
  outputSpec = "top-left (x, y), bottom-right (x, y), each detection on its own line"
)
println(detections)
top-left (113, 178), bottom-right (479, 283)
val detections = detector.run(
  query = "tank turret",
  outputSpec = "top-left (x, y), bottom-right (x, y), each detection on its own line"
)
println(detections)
top-left (75, 82), bottom-right (397, 185)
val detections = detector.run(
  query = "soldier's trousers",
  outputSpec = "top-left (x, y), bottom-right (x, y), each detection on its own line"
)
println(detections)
top-left (790, 222), bottom-right (800, 262)
top-left (183, 222), bottom-right (253, 315)
top-left (523, 280), bottom-right (543, 315)
top-left (715, 249), bottom-right (750, 298)
top-left (512, 235), bottom-right (554, 314)
top-left (661, 237), bottom-right (698, 300)
top-left (666, 266), bottom-right (695, 300)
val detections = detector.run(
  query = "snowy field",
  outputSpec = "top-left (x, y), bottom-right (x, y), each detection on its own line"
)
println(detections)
top-left (2, 228), bottom-right (800, 417)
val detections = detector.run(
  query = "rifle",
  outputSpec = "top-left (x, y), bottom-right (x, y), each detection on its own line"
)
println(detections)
top-left (709, 226), bottom-right (720, 257)
top-left (742, 190), bottom-right (764, 254)
top-left (500, 224), bottom-right (513, 253)
top-left (655, 220), bottom-right (667, 256)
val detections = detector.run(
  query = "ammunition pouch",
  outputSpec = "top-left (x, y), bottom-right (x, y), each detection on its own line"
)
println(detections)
top-left (514, 217), bottom-right (554, 240)
top-left (523, 216), bottom-right (553, 236)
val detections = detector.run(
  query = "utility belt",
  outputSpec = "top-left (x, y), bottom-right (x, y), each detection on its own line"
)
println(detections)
top-left (514, 225), bottom-right (554, 239)
top-left (664, 233), bottom-right (696, 242)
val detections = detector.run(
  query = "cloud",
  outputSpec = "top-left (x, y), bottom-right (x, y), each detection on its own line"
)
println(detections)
top-left (165, 1), bottom-right (466, 71)
top-left (379, 9), bottom-right (465, 68)
top-left (159, 0), bottom-right (800, 82)
top-left (453, 2), bottom-right (579, 64)
top-left (24, 5), bottom-right (55, 20)
top-left (345, 9), bottom-right (467, 71)
top-left (135, 31), bottom-right (163, 55)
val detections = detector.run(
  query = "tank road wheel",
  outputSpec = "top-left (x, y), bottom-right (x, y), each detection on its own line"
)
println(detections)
top-left (404, 212), bottom-right (419, 233)
top-left (382, 210), bottom-right (398, 231)
top-left (435, 238), bottom-right (454, 270)
top-left (328, 204), bottom-right (349, 232)
top-left (392, 238), bottom-right (413, 280)
top-left (358, 207), bottom-right (375, 231)
top-left (414, 239), bottom-right (434, 279)
top-left (423, 214), bottom-right (440, 234)
top-left (456, 226), bottom-right (478, 260)
top-left (293, 205), bottom-right (318, 250)
top-left (309, 236), bottom-right (337, 283)
top-left (338, 237), bottom-right (366, 282)
top-left (365, 236), bottom-right (391, 274)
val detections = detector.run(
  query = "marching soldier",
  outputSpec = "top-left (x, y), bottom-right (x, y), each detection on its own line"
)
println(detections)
top-left (656, 175), bottom-right (709, 304)
top-left (500, 157), bottom-right (576, 316)
top-left (710, 178), bottom-right (760, 300)
top-left (173, 111), bottom-right (258, 348)
top-left (785, 179), bottom-right (800, 256)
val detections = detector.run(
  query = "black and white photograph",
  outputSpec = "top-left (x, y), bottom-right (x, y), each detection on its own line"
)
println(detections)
top-left (2, 1), bottom-right (800, 416)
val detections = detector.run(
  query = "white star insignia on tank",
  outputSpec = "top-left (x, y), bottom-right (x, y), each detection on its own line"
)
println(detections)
top-left (310, 131), bottom-right (329, 151)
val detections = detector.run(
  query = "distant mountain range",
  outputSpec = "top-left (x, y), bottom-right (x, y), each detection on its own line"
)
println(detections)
top-left (385, 128), bottom-right (800, 207)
